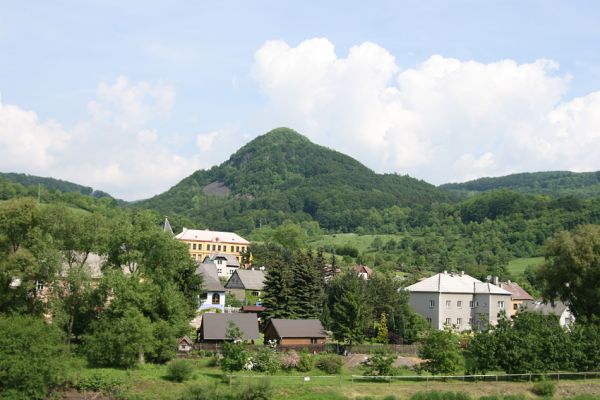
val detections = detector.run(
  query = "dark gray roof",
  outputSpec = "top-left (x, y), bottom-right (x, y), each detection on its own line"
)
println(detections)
top-left (268, 319), bottom-right (327, 338)
top-left (200, 313), bottom-right (259, 341)
top-left (204, 253), bottom-right (240, 267)
top-left (226, 269), bottom-right (265, 290)
top-left (528, 300), bottom-right (569, 316)
top-left (196, 263), bottom-right (225, 292)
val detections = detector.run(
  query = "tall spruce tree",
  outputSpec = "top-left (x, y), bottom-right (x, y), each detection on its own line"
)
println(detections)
top-left (289, 250), bottom-right (324, 319)
top-left (261, 258), bottom-right (293, 322)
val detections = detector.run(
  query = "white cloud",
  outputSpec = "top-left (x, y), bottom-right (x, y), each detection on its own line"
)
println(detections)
top-left (196, 131), bottom-right (220, 151)
top-left (0, 78), bottom-right (204, 200)
top-left (253, 38), bottom-right (600, 184)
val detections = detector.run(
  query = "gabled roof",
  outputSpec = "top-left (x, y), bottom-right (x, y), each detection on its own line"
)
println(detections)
top-left (406, 271), bottom-right (512, 295)
top-left (267, 319), bottom-right (327, 338)
top-left (175, 228), bottom-right (249, 245)
top-left (196, 263), bottom-right (225, 292)
top-left (204, 254), bottom-right (240, 267)
top-left (498, 281), bottom-right (534, 301)
top-left (354, 265), bottom-right (373, 276)
top-left (528, 300), bottom-right (570, 316)
top-left (179, 335), bottom-right (193, 345)
top-left (226, 269), bottom-right (265, 290)
top-left (200, 313), bottom-right (259, 341)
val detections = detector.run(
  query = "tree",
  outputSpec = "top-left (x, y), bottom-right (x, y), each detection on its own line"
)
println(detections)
top-left (376, 312), bottom-right (389, 344)
top-left (538, 224), bottom-right (600, 322)
top-left (262, 258), bottom-right (293, 322)
top-left (327, 271), bottom-right (371, 347)
top-left (83, 307), bottom-right (154, 368)
top-left (273, 221), bottom-right (307, 250)
top-left (289, 250), bottom-right (324, 319)
top-left (362, 347), bottom-right (396, 376)
top-left (418, 328), bottom-right (464, 375)
top-left (0, 315), bottom-right (68, 399)
top-left (221, 322), bottom-right (248, 372)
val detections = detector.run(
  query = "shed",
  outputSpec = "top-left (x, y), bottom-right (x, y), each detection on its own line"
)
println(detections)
top-left (263, 319), bottom-right (327, 347)
top-left (225, 269), bottom-right (265, 300)
top-left (178, 336), bottom-right (194, 352)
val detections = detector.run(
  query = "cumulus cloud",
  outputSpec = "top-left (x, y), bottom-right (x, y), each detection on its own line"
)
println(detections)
top-left (253, 38), bottom-right (600, 184)
top-left (0, 77), bottom-right (204, 200)
top-left (196, 131), bottom-right (220, 151)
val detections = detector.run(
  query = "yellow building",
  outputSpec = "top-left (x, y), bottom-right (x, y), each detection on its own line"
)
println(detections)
top-left (174, 228), bottom-right (250, 263)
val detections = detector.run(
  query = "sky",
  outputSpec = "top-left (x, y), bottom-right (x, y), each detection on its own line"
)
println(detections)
top-left (1, 1), bottom-right (600, 200)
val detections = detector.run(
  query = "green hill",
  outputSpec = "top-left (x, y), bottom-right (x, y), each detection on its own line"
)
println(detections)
top-left (138, 127), bottom-right (448, 232)
top-left (0, 172), bottom-right (114, 199)
top-left (440, 171), bottom-right (600, 199)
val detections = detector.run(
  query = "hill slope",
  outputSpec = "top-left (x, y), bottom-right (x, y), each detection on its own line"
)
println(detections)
top-left (139, 127), bottom-right (448, 232)
top-left (0, 172), bottom-right (114, 199)
top-left (440, 171), bottom-right (600, 198)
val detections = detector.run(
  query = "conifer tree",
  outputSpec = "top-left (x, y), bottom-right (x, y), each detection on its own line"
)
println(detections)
top-left (261, 259), bottom-right (293, 322)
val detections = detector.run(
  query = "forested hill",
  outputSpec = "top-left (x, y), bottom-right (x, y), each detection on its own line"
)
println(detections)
top-left (440, 171), bottom-right (600, 199)
top-left (138, 127), bottom-right (448, 232)
top-left (0, 172), bottom-right (114, 199)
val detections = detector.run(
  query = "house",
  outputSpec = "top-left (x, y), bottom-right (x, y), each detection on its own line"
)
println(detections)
top-left (225, 269), bottom-right (265, 302)
top-left (527, 300), bottom-right (575, 327)
top-left (178, 336), bottom-right (194, 352)
top-left (195, 262), bottom-right (226, 312)
top-left (354, 265), bottom-right (373, 280)
top-left (263, 319), bottom-right (327, 347)
top-left (198, 313), bottom-right (260, 343)
top-left (497, 280), bottom-right (534, 316)
top-left (406, 271), bottom-right (512, 331)
top-left (202, 254), bottom-right (240, 278)
top-left (174, 228), bottom-right (249, 264)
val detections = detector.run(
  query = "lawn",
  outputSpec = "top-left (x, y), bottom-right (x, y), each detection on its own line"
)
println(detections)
top-left (69, 360), bottom-right (600, 400)
top-left (506, 257), bottom-right (544, 278)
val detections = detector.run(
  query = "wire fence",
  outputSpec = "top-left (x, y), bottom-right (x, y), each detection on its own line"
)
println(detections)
top-left (192, 343), bottom-right (419, 356)
top-left (226, 371), bottom-right (600, 387)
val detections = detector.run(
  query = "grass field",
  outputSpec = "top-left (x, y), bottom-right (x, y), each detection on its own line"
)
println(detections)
top-left (70, 360), bottom-right (600, 400)
top-left (506, 257), bottom-right (544, 278)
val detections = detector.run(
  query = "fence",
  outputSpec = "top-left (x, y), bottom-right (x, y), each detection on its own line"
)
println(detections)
top-left (226, 371), bottom-right (600, 387)
top-left (192, 343), bottom-right (419, 355)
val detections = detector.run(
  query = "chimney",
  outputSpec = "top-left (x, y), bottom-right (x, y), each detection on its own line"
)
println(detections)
top-left (493, 276), bottom-right (499, 285)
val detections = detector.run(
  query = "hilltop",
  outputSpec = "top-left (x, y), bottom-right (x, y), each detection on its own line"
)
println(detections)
top-left (440, 171), bottom-right (600, 199)
top-left (0, 172), bottom-right (114, 199)
top-left (138, 127), bottom-right (448, 231)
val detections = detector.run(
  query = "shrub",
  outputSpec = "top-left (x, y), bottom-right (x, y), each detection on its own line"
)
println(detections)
top-left (75, 371), bottom-right (128, 395)
top-left (167, 359), bottom-right (194, 382)
top-left (410, 391), bottom-right (472, 400)
top-left (179, 384), bottom-right (230, 400)
top-left (252, 348), bottom-right (281, 374)
top-left (531, 380), bottom-right (556, 397)
top-left (296, 348), bottom-right (313, 372)
top-left (0, 315), bottom-right (69, 400)
top-left (237, 379), bottom-right (273, 400)
top-left (281, 350), bottom-right (300, 370)
top-left (362, 348), bottom-right (397, 376)
top-left (316, 354), bottom-right (343, 374)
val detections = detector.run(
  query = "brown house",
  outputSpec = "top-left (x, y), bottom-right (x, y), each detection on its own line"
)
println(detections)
top-left (497, 280), bottom-right (534, 316)
top-left (263, 319), bottom-right (327, 347)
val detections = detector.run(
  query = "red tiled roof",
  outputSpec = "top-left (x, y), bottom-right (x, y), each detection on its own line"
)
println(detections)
top-left (499, 281), bottom-right (534, 301)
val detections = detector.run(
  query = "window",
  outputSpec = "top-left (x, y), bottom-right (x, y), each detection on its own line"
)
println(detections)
top-left (445, 318), bottom-right (452, 325)
top-left (475, 301), bottom-right (479, 307)
top-left (236, 246), bottom-right (240, 252)
top-left (498, 301), bottom-right (505, 309)
top-left (212, 245), bottom-right (216, 251)
top-left (252, 291), bottom-right (260, 296)
top-left (513, 303), bottom-right (518, 310)
top-left (446, 300), bottom-right (451, 308)
top-left (217, 268), bottom-right (222, 274)
top-left (457, 318), bottom-right (462, 326)
top-left (212, 293), bottom-right (220, 304)
top-left (199, 244), bottom-right (202, 250)
top-left (457, 300), bottom-right (462, 308)
top-left (36, 280), bottom-right (44, 291)
top-left (193, 243), bottom-right (197, 250)
top-left (231, 246), bottom-right (234, 252)
top-left (217, 259), bottom-right (223, 264)
top-left (429, 300), bottom-right (435, 309)
top-left (311, 338), bottom-right (318, 344)
top-left (426, 317), bottom-right (432, 324)
top-left (469, 300), bottom-right (474, 308)
top-left (218, 245), bottom-right (221, 251)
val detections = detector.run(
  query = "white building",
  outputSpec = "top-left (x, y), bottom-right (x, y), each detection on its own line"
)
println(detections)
top-left (406, 271), bottom-right (512, 331)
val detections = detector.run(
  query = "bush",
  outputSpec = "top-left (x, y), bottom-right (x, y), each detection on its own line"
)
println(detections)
top-left (0, 315), bottom-right (68, 400)
top-left (362, 348), bottom-right (397, 376)
top-left (221, 341), bottom-right (247, 372)
top-left (75, 371), bottom-right (128, 395)
top-left (316, 354), bottom-right (343, 374)
top-left (167, 359), bottom-right (194, 382)
top-left (252, 348), bottom-right (281, 374)
top-left (410, 391), bottom-right (472, 400)
top-left (179, 384), bottom-right (230, 400)
top-left (281, 350), bottom-right (299, 370)
top-left (531, 380), bottom-right (556, 397)
top-left (237, 379), bottom-right (273, 400)
top-left (296, 348), bottom-right (313, 372)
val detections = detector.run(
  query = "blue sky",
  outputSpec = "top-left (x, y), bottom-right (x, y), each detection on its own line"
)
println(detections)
top-left (2, 1), bottom-right (600, 199)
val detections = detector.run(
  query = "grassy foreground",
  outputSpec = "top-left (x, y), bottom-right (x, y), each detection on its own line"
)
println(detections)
top-left (68, 360), bottom-right (600, 400)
